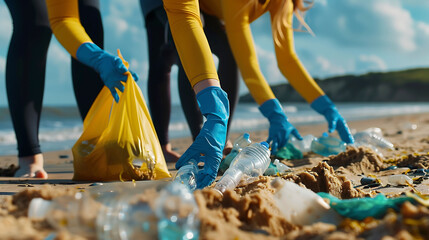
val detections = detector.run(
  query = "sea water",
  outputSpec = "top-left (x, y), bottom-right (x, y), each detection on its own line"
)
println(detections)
top-left (1, 102), bottom-right (429, 156)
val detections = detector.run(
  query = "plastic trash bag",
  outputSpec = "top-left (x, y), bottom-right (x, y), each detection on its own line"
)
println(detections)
top-left (318, 192), bottom-right (413, 220)
top-left (72, 50), bottom-right (170, 181)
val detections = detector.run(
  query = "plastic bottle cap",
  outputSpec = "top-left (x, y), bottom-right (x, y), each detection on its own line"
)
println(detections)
top-left (260, 141), bottom-right (269, 149)
top-left (243, 133), bottom-right (250, 139)
top-left (322, 132), bottom-right (329, 137)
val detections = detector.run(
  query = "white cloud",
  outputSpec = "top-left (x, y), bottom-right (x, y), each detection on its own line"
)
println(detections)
top-left (105, 16), bottom-right (129, 37)
top-left (315, 56), bottom-right (346, 76)
top-left (308, 0), bottom-right (417, 52)
top-left (355, 55), bottom-right (387, 73)
top-left (373, 1), bottom-right (415, 51)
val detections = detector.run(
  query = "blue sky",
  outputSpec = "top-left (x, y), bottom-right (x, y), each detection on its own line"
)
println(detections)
top-left (0, 0), bottom-right (428, 107)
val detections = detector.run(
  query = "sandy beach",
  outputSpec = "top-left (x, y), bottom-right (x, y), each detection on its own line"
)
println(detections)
top-left (0, 112), bottom-right (429, 239)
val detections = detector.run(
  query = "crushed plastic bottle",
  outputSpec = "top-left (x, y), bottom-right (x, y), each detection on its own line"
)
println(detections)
top-left (353, 129), bottom-right (394, 155)
top-left (155, 182), bottom-right (200, 240)
top-left (28, 181), bottom-right (199, 240)
top-left (289, 134), bottom-right (315, 153)
top-left (219, 133), bottom-right (252, 173)
top-left (214, 142), bottom-right (271, 194)
top-left (310, 133), bottom-right (346, 157)
top-left (173, 159), bottom-right (198, 191)
top-left (387, 175), bottom-right (413, 186)
top-left (271, 179), bottom-right (342, 226)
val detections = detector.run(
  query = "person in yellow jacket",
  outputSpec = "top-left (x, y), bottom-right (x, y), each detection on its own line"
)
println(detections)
top-left (47, 0), bottom-right (229, 189)
top-left (197, 0), bottom-right (354, 153)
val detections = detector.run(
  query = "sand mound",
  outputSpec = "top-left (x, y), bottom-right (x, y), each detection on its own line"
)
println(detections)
top-left (0, 186), bottom-right (78, 240)
top-left (327, 147), bottom-right (385, 174)
top-left (396, 154), bottom-right (429, 169)
top-left (197, 177), bottom-right (296, 240)
top-left (283, 162), bottom-right (367, 199)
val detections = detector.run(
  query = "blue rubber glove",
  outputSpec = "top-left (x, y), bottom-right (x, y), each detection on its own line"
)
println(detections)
top-left (259, 99), bottom-right (302, 154)
top-left (311, 95), bottom-right (354, 144)
top-left (176, 86), bottom-right (229, 189)
top-left (76, 42), bottom-right (139, 102)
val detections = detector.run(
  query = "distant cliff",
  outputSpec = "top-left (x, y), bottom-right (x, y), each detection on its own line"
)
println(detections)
top-left (239, 68), bottom-right (429, 102)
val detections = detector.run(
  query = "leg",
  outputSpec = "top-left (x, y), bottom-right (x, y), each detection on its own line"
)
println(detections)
top-left (72, 0), bottom-right (104, 120)
top-left (144, 7), bottom-right (180, 162)
top-left (5, 0), bottom-right (51, 178)
top-left (178, 61), bottom-right (203, 141)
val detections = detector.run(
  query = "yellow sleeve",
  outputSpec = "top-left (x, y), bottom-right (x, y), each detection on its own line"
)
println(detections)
top-left (163, 0), bottom-right (218, 87)
top-left (222, 0), bottom-right (275, 105)
top-left (269, 2), bottom-right (325, 103)
top-left (46, 0), bottom-right (93, 58)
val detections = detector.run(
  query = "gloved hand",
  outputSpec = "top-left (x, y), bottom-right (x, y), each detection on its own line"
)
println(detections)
top-left (176, 86), bottom-right (229, 189)
top-left (259, 98), bottom-right (302, 154)
top-left (76, 42), bottom-right (139, 102)
top-left (311, 95), bottom-right (354, 144)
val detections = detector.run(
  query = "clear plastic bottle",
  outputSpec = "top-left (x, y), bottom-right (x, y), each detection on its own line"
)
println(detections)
top-left (354, 130), bottom-right (394, 150)
top-left (271, 178), bottom-right (342, 226)
top-left (219, 133), bottom-right (252, 173)
top-left (290, 134), bottom-right (315, 153)
top-left (155, 182), bottom-right (200, 240)
top-left (173, 159), bottom-right (198, 191)
top-left (310, 133), bottom-right (346, 157)
top-left (214, 142), bottom-right (271, 194)
top-left (28, 181), bottom-right (199, 240)
top-left (387, 175), bottom-right (413, 186)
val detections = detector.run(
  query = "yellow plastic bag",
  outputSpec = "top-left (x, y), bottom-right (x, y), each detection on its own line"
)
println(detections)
top-left (72, 50), bottom-right (171, 181)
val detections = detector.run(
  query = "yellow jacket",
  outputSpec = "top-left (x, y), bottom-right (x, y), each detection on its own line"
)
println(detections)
top-left (163, 0), bottom-right (219, 87)
top-left (46, 0), bottom-right (93, 58)
top-left (200, 0), bottom-right (325, 104)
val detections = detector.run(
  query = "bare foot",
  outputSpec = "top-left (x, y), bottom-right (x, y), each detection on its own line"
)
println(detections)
top-left (223, 139), bottom-right (233, 157)
top-left (14, 153), bottom-right (48, 179)
top-left (162, 143), bottom-right (181, 163)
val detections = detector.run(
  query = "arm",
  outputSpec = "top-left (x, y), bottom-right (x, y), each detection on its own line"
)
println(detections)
top-left (45, 0), bottom-right (92, 58)
top-left (222, 0), bottom-right (275, 105)
top-left (46, 0), bottom-right (138, 102)
top-left (163, 0), bottom-right (229, 188)
top-left (222, 0), bottom-right (302, 153)
top-left (269, 4), bottom-right (353, 143)
top-left (269, 5), bottom-right (324, 103)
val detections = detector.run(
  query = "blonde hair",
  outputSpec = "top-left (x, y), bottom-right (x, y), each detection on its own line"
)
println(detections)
top-left (241, 0), bottom-right (314, 47)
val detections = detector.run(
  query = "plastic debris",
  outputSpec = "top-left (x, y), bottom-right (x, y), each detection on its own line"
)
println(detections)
top-left (289, 135), bottom-right (315, 153)
top-left (318, 192), bottom-right (413, 220)
top-left (360, 177), bottom-right (377, 185)
top-left (214, 142), bottom-right (271, 194)
top-left (274, 143), bottom-right (303, 160)
top-left (387, 175), bottom-right (413, 186)
top-left (219, 133), bottom-right (252, 173)
top-left (173, 159), bottom-right (198, 191)
top-left (272, 179), bottom-right (342, 226)
top-left (310, 133), bottom-right (346, 157)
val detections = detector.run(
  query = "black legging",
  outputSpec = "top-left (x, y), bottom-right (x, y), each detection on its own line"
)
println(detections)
top-left (143, 7), bottom-right (239, 144)
top-left (5, 0), bottom-right (103, 157)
